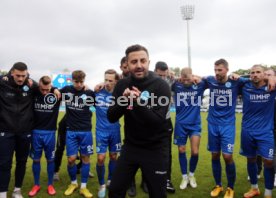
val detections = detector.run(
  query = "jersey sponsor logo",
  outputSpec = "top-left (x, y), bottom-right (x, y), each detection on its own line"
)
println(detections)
top-left (140, 91), bottom-right (150, 101)
top-left (249, 93), bottom-right (270, 101)
top-left (212, 89), bottom-right (232, 95)
top-left (225, 82), bottom-right (231, 88)
top-left (23, 85), bottom-right (29, 92)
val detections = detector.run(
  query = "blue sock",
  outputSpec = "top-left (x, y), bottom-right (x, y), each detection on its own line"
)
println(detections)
top-left (264, 165), bottom-right (274, 190)
top-left (247, 161), bottom-right (257, 185)
top-left (67, 164), bottom-right (77, 182)
top-left (47, 161), bottom-right (55, 185)
top-left (212, 159), bottom-right (222, 186)
top-left (81, 163), bottom-right (90, 184)
top-left (96, 164), bottom-right (105, 185)
top-left (179, 152), bottom-right (187, 175)
top-left (226, 163), bottom-right (236, 189)
top-left (32, 161), bottom-right (41, 185)
top-left (108, 160), bottom-right (116, 180)
top-left (189, 155), bottom-right (199, 173)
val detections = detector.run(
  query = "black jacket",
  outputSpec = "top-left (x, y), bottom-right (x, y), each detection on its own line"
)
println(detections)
top-left (0, 77), bottom-right (36, 134)
top-left (107, 71), bottom-right (171, 149)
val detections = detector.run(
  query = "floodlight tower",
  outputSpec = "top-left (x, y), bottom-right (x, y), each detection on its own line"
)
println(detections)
top-left (180, 4), bottom-right (194, 68)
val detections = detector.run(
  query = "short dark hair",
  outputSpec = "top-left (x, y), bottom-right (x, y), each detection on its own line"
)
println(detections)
top-left (105, 69), bottom-right (120, 81)
top-left (214, 59), bottom-right (228, 68)
top-left (39, 76), bottom-right (51, 85)
top-left (12, 62), bottom-right (28, 71)
top-left (155, 61), bottom-right (168, 71)
top-left (125, 44), bottom-right (149, 59)
top-left (120, 56), bottom-right (127, 66)
top-left (72, 70), bottom-right (86, 81)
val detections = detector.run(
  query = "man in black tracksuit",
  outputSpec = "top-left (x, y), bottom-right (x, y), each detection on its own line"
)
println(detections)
top-left (0, 62), bottom-right (35, 198)
top-left (108, 44), bottom-right (171, 198)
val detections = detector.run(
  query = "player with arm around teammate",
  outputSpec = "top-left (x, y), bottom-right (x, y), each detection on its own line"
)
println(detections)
top-left (61, 70), bottom-right (95, 198)
top-left (240, 65), bottom-right (276, 198)
top-left (204, 59), bottom-right (249, 198)
top-left (172, 67), bottom-right (207, 190)
top-left (95, 69), bottom-right (121, 198)
top-left (28, 76), bottom-right (61, 197)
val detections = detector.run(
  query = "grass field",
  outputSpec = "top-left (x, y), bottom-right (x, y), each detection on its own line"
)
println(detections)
top-left (8, 112), bottom-right (275, 197)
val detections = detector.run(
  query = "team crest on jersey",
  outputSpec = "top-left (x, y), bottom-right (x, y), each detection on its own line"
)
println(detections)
top-left (80, 94), bottom-right (87, 100)
top-left (192, 84), bottom-right (198, 90)
top-left (140, 91), bottom-right (150, 101)
top-left (23, 85), bottom-right (29, 92)
top-left (225, 82), bottom-right (231, 88)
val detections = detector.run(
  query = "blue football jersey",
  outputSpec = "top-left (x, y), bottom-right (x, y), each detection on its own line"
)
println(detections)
top-left (241, 82), bottom-right (276, 131)
top-left (172, 81), bottom-right (206, 125)
top-left (95, 89), bottom-right (120, 131)
top-left (205, 76), bottom-right (248, 124)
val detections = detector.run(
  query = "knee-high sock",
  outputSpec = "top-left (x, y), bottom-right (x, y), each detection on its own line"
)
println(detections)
top-left (96, 164), bottom-right (105, 185)
top-left (32, 161), bottom-right (41, 185)
top-left (47, 161), bottom-right (55, 185)
top-left (189, 155), bottom-right (199, 173)
top-left (67, 164), bottom-right (77, 182)
top-left (212, 159), bottom-right (222, 186)
top-left (81, 163), bottom-right (90, 184)
top-left (264, 165), bottom-right (274, 190)
top-left (247, 161), bottom-right (258, 185)
top-left (179, 152), bottom-right (187, 175)
top-left (108, 160), bottom-right (116, 180)
top-left (226, 163), bottom-right (236, 189)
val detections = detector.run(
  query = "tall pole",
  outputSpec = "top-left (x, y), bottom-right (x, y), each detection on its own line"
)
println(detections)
top-left (181, 4), bottom-right (194, 68)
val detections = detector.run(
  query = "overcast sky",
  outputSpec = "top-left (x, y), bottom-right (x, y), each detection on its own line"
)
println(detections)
top-left (1, 0), bottom-right (276, 86)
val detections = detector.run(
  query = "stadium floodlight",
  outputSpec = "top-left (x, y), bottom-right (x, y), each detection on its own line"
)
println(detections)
top-left (180, 4), bottom-right (194, 68)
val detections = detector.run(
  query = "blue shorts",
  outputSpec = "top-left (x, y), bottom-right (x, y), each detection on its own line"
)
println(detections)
top-left (30, 130), bottom-right (56, 160)
top-left (66, 131), bottom-right (93, 157)
top-left (96, 129), bottom-right (121, 154)
top-left (173, 122), bottom-right (201, 146)
top-left (208, 123), bottom-right (235, 154)
top-left (240, 129), bottom-right (274, 160)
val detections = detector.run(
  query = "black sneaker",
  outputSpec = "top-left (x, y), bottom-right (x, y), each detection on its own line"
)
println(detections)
top-left (166, 180), bottom-right (175, 193)
top-left (127, 184), bottom-right (136, 197)
top-left (140, 181), bottom-right (148, 194)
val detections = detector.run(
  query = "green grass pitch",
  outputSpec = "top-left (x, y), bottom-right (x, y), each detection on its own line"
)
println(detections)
top-left (8, 112), bottom-right (275, 197)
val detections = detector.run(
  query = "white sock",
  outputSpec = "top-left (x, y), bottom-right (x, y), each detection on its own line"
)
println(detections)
top-left (251, 184), bottom-right (258, 189)
top-left (182, 174), bottom-right (188, 179)
top-left (71, 180), bottom-right (78, 185)
top-left (189, 172), bottom-right (194, 177)
top-left (14, 188), bottom-right (21, 192)
top-left (81, 183), bottom-right (87, 189)
top-left (0, 192), bottom-right (7, 198)
top-left (264, 188), bottom-right (272, 196)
